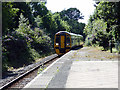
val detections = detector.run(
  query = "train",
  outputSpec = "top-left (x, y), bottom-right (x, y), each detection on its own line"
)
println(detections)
top-left (54, 31), bottom-right (83, 55)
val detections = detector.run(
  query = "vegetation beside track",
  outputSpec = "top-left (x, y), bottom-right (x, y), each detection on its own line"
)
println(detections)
top-left (2, 2), bottom-right (85, 73)
top-left (2, 1), bottom-right (120, 74)
top-left (84, 2), bottom-right (120, 53)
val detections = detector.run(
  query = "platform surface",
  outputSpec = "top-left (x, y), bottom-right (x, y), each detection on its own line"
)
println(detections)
top-left (23, 47), bottom-right (118, 89)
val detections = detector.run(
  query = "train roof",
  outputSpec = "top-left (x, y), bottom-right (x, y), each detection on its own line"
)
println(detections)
top-left (55, 31), bottom-right (83, 37)
top-left (55, 31), bottom-right (69, 35)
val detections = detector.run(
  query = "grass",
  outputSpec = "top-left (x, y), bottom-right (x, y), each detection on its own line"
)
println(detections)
top-left (57, 67), bottom-right (59, 72)
top-left (106, 48), bottom-right (118, 53)
top-left (95, 46), bottom-right (104, 51)
top-left (37, 66), bottom-right (46, 75)
top-left (92, 46), bottom-right (119, 54)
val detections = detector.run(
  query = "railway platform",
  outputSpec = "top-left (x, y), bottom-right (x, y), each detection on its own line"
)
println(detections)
top-left (23, 47), bottom-right (118, 89)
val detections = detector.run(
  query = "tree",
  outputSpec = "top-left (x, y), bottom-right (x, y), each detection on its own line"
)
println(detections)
top-left (59, 8), bottom-right (85, 35)
top-left (12, 2), bottom-right (35, 28)
top-left (60, 8), bottom-right (84, 21)
top-left (2, 2), bottom-right (19, 35)
top-left (53, 13), bottom-right (70, 32)
top-left (84, 15), bottom-right (93, 36)
top-left (84, 1), bottom-right (120, 51)
top-left (31, 2), bottom-right (48, 18)
top-left (42, 11), bottom-right (58, 39)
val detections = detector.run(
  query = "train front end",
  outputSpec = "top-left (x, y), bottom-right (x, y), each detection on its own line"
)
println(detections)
top-left (54, 31), bottom-right (71, 55)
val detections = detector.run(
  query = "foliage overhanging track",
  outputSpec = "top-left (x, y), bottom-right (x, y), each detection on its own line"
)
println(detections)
top-left (0, 54), bottom-right (59, 90)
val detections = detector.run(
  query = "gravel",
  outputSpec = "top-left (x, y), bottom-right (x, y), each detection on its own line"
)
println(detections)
top-left (0, 54), bottom-right (58, 88)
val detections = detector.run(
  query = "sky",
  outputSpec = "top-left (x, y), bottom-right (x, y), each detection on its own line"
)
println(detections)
top-left (46, 0), bottom-right (96, 24)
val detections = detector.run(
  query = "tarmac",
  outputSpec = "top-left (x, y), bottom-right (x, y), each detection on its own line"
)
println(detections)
top-left (23, 47), bottom-right (118, 89)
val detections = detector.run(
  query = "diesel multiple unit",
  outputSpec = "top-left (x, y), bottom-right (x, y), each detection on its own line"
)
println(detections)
top-left (54, 31), bottom-right (83, 55)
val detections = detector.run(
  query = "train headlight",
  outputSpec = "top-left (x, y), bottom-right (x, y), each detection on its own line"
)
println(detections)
top-left (66, 43), bottom-right (70, 46)
top-left (56, 43), bottom-right (59, 45)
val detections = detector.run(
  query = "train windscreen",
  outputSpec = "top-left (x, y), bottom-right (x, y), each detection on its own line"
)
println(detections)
top-left (66, 35), bottom-right (70, 47)
top-left (56, 36), bottom-right (60, 43)
top-left (66, 36), bottom-right (70, 43)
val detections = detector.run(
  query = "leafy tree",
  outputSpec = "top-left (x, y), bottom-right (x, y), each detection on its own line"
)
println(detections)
top-left (2, 2), bottom-right (19, 35)
top-left (84, 1), bottom-right (120, 52)
top-left (35, 15), bottom-right (43, 28)
top-left (92, 2), bottom-right (120, 41)
top-left (67, 19), bottom-right (85, 34)
top-left (84, 15), bottom-right (93, 36)
top-left (59, 8), bottom-right (85, 35)
top-left (2, 13), bottom-right (35, 69)
top-left (53, 13), bottom-right (70, 32)
top-left (60, 8), bottom-right (84, 21)
top-left (92, 19), bottom-right (108, 49)
top-left (17, 13), bottom-right (52, 54)
top-left (31, 2), bottom-right (48, 18)
top-left (12, 2), bottom-right (35, 28)
top-left (42, 11), bottom-right (58, 39)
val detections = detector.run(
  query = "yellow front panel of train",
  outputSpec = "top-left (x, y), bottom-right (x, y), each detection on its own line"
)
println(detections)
top-left (55, 49), bottom-right (59, 54)
top-left (61, 36), bottom-right (65, 48)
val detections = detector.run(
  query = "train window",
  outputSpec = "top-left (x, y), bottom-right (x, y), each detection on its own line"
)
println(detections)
top-left (66, 36), bottom-right (70, 43)
top-left (56, 36), bottom-right (60, 43)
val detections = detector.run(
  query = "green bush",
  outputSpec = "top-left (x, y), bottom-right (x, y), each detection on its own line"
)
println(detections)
top-left (84, 36), bottom-right (92, 46)
top-left (114, 41), bottom-right (120, 53)
top-left (2, 32), bottom-right (34, 69)
top-left (2, 13), bottom-right (54, 72)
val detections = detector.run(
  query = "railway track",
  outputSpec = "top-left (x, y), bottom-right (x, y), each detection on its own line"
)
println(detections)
top-left (0, 54), bottom-right (59, 89)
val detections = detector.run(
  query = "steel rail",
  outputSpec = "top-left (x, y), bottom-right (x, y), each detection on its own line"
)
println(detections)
top-left (0, 54), bottom-right (58, 90)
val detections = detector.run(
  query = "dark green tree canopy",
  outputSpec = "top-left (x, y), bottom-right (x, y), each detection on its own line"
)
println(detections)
top-left (60, 8), bottom-right (84, 21)
top-left (84, 1), bottom-right (120, 51)
top-left (2, 2), bottom-right (86, 72)
top-left (57, 8), bottom-right (85, 35)
top-left (31, 2), bottom-right (48, 17)
top-left (12, 2), bottom-right (35, 28)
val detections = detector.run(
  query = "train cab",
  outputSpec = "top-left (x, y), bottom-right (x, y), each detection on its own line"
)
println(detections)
top-left (54, 31), bottom-right (83, 55)
top-left (54, 31), bottom-right (71, 55)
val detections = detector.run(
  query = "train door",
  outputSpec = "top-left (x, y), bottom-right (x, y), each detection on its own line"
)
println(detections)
top-left (59, 35), bottom-right (66, 53)
top-left (61, 35), bottom-right (65, 48)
